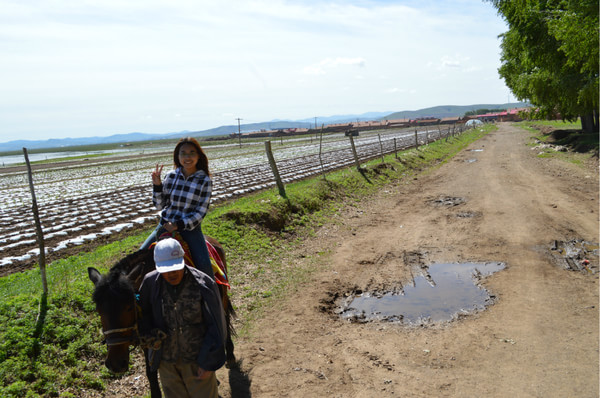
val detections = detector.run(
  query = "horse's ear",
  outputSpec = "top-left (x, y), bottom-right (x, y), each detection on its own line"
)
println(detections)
top-left (88, 267), bottom-right (102, 286)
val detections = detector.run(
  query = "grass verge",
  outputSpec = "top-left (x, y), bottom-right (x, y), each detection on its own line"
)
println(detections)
top-left (518, 120), bottom-right (599, 164)
top-left (0, 125), bottom-right (493, 397)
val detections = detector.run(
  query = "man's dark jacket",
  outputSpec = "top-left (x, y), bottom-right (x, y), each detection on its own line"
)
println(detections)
top-left (139, 265), bottom-right (226, 372)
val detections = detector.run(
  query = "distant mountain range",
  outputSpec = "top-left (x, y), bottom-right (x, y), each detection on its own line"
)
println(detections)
top-left (0, 103), bottom-right (528, 152)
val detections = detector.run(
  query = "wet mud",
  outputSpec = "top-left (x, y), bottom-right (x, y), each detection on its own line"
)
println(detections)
top-left (549, 239), bottom-right (599, 274)
top-left (336, 262), bottom-right (505, 325)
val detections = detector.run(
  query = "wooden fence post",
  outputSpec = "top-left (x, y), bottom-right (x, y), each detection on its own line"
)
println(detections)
top-left (414, 128), bottom-right (419, 150)
top-left (264, 141), bottom-right (286, 198)
top-left (377, 134), bottom-right (384, 163)
top-left (394, 138), bottom-right (398, 159)
top-left (23, 147), bottom-right (48, 338)
top-left (348, 134), bottom-right (361, 171)
top-left (318, 129), bottom-right (326, 179)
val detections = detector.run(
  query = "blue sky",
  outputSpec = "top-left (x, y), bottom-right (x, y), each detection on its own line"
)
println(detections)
top-left (0, 0), bottom-right (509, 142)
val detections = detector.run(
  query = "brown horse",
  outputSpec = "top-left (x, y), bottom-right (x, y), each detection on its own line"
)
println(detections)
top-left (88, 236), bottom-right (236, 398)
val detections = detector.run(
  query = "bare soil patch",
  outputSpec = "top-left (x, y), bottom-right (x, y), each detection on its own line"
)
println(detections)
top-left (217, 123), bottom-right (598, 397)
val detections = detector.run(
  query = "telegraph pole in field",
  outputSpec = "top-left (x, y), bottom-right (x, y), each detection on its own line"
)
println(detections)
top-left (236, 118), bottom-right (242, 148)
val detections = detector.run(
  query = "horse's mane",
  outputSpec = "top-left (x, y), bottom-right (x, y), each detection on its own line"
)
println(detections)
top-left (92, 269), bottom-right (135, 309)
top-left (91, 249), bottom-right (156, 308)
top-left (110, 249), bottom-right (156, 292)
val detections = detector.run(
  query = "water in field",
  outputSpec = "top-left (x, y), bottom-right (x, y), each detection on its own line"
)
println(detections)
top-left (340, 262), bottom-right (505, 325)
top-left (0, 148), bottom-right (141, 166)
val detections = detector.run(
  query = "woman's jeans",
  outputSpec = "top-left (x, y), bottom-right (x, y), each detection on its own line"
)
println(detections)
top-left (140, 223), bottom-right (215, 279)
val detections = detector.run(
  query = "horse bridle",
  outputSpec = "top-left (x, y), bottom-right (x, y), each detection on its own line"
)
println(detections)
top-left (101, 297), bottom-right (141, 347)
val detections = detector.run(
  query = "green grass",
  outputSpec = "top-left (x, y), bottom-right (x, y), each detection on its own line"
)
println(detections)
top-left (519, 119), bottom-right (582, 130)
top-left (0, 125), bottom-right (494, 397)
top-left (518, 119), bottom-right (599, 161)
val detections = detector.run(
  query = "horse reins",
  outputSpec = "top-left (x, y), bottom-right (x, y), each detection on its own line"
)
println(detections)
top-left (102, 297), bottom-right (141, 347)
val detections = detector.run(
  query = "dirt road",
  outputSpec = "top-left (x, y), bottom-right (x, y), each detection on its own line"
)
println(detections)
top-left (218, 123), bottom-right (599, 397)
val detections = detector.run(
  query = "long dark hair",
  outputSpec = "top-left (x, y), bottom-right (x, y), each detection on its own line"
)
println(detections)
top-left (173, 137), bottom-right (210, 175)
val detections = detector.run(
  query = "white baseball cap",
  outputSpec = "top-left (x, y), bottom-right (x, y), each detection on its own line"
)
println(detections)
top-left (154, 238), bottom-right (186, 273)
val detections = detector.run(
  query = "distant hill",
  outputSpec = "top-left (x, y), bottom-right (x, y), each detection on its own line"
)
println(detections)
top-left (0, 103), bottom-right (528, 152)
top-left (185, 121), bottom-right (313, 138)
top-left (295, 111), bottom-right (395, 126)
top-left (382, 102), bottom-right (529, 120)
top-left (0, 132), bottom-right (173, 152)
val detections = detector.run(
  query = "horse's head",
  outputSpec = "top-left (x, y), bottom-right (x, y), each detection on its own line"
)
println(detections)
top-left (88, 267), bottom-right (139, 374)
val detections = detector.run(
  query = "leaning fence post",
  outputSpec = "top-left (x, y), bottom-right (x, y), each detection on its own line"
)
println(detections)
top-left (377, 134), bottom-right (384, 163)
top-left (264, 141), bottom-right (286, 198)
top-left (394, 138), bottom-right (398, 159)
top-left (23, 147), bottom-right (48, 339)
top-left (318, 129), bottom-right (326, 179)
top-left (348, 134), bottom-right (361, 171)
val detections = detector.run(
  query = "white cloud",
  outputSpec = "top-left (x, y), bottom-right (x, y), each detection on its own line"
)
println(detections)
top-left (303, 57), bottom-right (366, 75)
top-left (0, 0), bottom-right (509, 141)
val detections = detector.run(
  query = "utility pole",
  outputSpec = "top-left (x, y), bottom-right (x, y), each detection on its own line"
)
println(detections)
top-left (314, 117), bottom-right (317, 129)
top-left (236, 118), bottom-right (242, 148)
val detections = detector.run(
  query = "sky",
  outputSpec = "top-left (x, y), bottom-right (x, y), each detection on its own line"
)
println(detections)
top-left (0, 0), bottom-right (510, 142)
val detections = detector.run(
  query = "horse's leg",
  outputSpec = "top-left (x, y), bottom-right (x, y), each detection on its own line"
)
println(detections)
top-left (144, 349), bottom-right (162, 398)
top-left (225, 305), bottom-right (236, 367)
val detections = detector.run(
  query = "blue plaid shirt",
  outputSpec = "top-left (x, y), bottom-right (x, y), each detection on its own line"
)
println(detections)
top-left (153, 167), bottom-right (212, 231)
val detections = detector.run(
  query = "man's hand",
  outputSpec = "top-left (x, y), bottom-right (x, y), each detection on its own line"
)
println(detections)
top-left (140, 329), bottom-right (167, 350)
top-left (196, 367), bottom-right (214, 380)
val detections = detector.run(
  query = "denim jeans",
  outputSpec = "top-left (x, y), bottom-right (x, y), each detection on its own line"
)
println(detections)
top-left (141, 222), bottom-right (215, 279)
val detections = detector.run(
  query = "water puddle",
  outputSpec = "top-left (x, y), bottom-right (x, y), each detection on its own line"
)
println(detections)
top-left (465, 158), bottom-right (477, 163)
top-left (340, 262), bottom-right (505, 325)
top-left (427, 196), bottom-right (466, 207)
top-left (469, 149), bottom-right (484, 152)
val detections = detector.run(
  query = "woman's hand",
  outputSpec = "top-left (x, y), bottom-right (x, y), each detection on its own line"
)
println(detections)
top-left (151, 164), bottom-right (164, 185)
top-left (163, 222), bottom-right (177, 233)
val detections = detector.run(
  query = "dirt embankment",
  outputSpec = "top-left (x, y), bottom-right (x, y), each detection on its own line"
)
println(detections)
top-left (217, 123), bottom-right (598, 397)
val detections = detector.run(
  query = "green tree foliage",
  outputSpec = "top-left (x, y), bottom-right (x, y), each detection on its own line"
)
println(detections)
top-left (487, 0), bottom-right (599, 132)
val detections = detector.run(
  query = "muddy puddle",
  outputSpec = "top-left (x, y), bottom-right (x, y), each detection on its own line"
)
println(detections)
top-left (427, 196), bottom-right (466, 207)
top-left (339, 262), bottom-right (505, 325)
top-left (549, 239), bottom-right (598, 274)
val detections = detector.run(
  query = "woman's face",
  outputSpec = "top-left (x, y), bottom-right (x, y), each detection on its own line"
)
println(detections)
top-left (178, 143), bottom-right (200, 175)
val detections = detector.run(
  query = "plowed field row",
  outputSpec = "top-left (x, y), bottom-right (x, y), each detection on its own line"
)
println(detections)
top-left (0, 126), bottom-right (459, 273)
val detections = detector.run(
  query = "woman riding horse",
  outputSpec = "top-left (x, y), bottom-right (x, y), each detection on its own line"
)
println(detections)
top-left (140, 137), bottom-right (215, 279)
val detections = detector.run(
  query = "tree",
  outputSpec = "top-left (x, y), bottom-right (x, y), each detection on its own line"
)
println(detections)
top-left (487, 0), bottom-right (599, 132)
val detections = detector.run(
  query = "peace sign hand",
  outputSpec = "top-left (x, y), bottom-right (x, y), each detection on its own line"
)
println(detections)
top-left (151, 164), bottom-right (164, 185)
